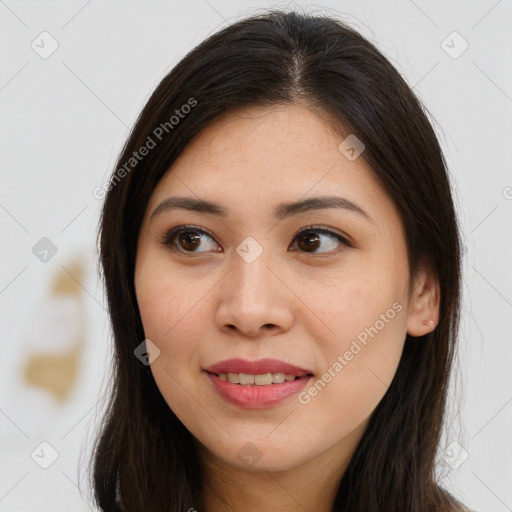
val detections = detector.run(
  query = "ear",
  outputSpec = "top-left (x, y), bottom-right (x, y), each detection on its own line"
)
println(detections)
top-left (406, 265), bottom-right (440, 337)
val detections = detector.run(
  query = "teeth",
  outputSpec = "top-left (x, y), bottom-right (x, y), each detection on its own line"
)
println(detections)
top-left (220, 372), bottom-right (299, 385)
top-left (239, 373), bottom-right (254, 385)
top-left (227, 372), bottom-right (240, 384)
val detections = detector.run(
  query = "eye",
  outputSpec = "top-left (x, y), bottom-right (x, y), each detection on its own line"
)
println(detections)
top-left (160, 225), bottom-right (221, 254)
top-left (160, 224), bottom-right (351, 255)
top-left (289, 225), bottom-right (351, 255)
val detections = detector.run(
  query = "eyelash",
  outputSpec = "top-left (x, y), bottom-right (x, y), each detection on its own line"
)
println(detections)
top-left (159, 224), bottom-right (352, 256)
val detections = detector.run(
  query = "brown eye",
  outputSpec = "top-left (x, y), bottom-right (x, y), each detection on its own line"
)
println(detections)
top-left (296, 231), bottom-right (322, 252)
top-left (177, 231), bottom-right (201, 251)
top-left (291, 226), bottom-right (350, 254)
top-left (161, 225), bottom-right (220, 253)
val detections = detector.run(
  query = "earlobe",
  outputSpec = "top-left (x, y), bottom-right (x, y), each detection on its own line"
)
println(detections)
top-left (406, 267), bottom-right (440, 337)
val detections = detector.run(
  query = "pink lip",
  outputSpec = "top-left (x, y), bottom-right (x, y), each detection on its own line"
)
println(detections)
top-left (203, 358), bottom-right (314, 409)
top-left (205, 372), bottom-right (313, 409)
top-left (203, 358), bottom-right (314, 377)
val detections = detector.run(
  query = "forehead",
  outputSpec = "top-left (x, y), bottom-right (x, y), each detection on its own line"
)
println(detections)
top-left (171, 104), bottom-right (345, 178)
top-left (147, 104), bottom-right (397, 227)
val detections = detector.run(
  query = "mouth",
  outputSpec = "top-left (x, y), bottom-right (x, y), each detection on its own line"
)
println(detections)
top-left (204, 370), bottom-right (314, 386)
top-left (202, 357), bottom-right (315, 387)
top-left (203, 365), bottom-right (315, 409)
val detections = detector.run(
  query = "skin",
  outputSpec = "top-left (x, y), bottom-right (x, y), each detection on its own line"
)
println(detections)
top-left (134, 103), bottom-right (440, 512)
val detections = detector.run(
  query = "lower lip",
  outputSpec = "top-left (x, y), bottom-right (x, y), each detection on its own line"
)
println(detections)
top-left (205, 372), bottom-right (313, 409)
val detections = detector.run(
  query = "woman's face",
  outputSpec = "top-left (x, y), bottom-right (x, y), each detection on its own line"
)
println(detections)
top-left (134, 103), bottom-right (429, 473)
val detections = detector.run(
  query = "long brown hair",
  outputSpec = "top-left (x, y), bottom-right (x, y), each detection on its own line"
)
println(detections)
top-left (89, 8), bottom-right (464, 511)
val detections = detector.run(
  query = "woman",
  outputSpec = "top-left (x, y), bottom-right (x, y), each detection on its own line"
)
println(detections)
top-left (90, 8), bottom-right (470, 512)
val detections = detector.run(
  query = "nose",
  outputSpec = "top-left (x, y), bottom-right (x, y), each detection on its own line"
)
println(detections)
top-left (214, 249), bottom-right (295, 338)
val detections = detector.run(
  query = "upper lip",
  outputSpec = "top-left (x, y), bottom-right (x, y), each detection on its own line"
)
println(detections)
top-left (203, 358), bottom-right (314, 377)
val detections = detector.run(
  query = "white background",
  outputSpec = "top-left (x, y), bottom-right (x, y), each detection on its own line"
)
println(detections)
top-left (1, 1), bottom-right (511, 511)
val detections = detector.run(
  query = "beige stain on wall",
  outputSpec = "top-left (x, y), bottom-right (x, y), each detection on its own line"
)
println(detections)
top-left (23, 260), bottom-right (86, 404)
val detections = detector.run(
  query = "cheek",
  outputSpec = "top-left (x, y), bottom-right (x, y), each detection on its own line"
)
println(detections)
top-left (134, 271), bottom-right (204, 409)
top-left (136, 274), bottom-right (207, 419)
top-left (300, 300), bottom-right (406, 432)
top-left (135, 263), bottom-right (206, 342)
top-left (296, 271), bottom-right (407, 425)
top-left (328, 288), bottom-right (407, 391)
top-left (134, 240), bottom-right (226, 372)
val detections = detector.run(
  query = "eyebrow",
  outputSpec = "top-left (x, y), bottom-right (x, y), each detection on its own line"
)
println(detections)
top-left (150, 195), bottom-right (372, 222)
